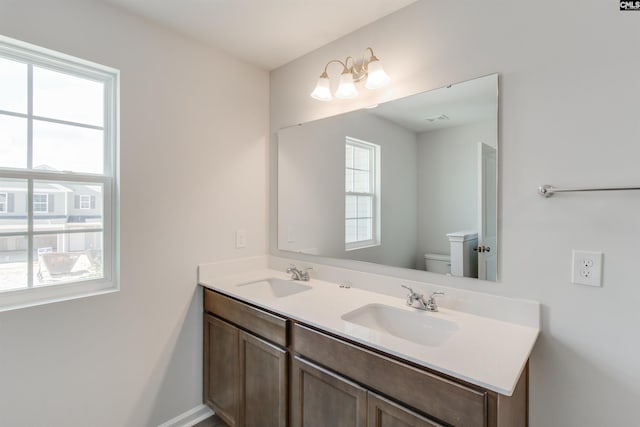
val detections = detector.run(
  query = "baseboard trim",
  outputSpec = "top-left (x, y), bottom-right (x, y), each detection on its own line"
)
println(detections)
top-left (158, 404), bottom-right (215, 427)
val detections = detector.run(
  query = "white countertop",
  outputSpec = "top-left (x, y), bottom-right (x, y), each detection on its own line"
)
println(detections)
top-left (198, 263), bottom-right (539, 397)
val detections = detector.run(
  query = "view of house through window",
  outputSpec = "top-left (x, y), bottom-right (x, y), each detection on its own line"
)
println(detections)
top-left (345, 137), bottom-right (380, 250)
top-left (0, 36), bottom-right (118, 308)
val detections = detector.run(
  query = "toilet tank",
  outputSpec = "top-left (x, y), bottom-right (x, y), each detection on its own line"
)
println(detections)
top-left (424, 253), bottom-right (451, 274)
top-left (446, 230), bottom-right (479, 278)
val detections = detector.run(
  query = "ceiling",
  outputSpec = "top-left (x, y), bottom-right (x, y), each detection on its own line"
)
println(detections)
top-left (368, 74), bottom-right (498, 133)
top-left (100, 0), bottom-right (418, 70)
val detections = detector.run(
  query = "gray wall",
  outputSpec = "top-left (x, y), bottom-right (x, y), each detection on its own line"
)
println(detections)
top-left (0, 0), bottom-right (269, 426)
top-left (416, 120), bottom-right (496, 265)
top-left (270, 1), bottom-right (640, 426)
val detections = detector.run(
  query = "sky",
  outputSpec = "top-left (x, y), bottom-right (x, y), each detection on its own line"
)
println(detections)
top-left (0, 56), bottom-right (105, 174)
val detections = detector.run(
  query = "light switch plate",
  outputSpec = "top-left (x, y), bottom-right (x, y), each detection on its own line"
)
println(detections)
top-left (287, 226), bottom-right (296, 243)
top-left (235, 229), bottom-right (247, 249)
top-left (571, 250), bottom-right (603, 287)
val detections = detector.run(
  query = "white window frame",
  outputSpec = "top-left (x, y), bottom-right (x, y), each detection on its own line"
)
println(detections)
top-left (33, 193), bottom-right (48, 213)
top-left (345, 137), bottom-right (381, 251)
top-left (0, 192), bottom-right (7, 213)
top-left (0, 35), bottom-right (120, 312)
top-left (79, 194), bottom-right (91, 210)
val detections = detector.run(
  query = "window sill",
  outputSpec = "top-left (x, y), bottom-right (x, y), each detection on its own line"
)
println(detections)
top-left (0, 279), bottom-right (118, 312)
top-left (345, 241), bottom-right (381, 252)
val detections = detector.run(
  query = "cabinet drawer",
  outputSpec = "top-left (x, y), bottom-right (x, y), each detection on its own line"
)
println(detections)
top-left (292, 323), bottom-right (488, 427)
top-left (204, 289), bottom-right (287, 347)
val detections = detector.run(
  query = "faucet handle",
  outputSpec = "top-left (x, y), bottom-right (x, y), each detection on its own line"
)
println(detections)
top-left (401, 284), bottom-right (423, 297)
top-left (401, 284), bottom-right (414, 294)
top-left (401, 284), bottom-right (422, 307)
top-left (426, 291), bottom-right (444, 311)
top-left (300, 267), bottom-right (312, 280)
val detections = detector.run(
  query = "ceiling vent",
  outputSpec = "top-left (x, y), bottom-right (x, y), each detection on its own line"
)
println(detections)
top-left (424, 114), bottom-right (450, 122)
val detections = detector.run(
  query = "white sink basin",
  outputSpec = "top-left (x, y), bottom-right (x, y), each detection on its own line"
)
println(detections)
top-left (341, 303), bottom-right (459, 347)
top-left (235, 277), bottom-right (312, 298)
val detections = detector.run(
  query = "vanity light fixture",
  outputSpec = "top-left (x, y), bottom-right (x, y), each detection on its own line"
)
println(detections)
top-left (310, 47), bottom-right (391, 101)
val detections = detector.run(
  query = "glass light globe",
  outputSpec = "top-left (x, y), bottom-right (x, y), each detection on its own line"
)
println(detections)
top-left (335, 72), bottom-right (358, 99)
top-left (310, 74), bottom-right (332, 101)
top-left (365, 59), bottom-right (391, 90)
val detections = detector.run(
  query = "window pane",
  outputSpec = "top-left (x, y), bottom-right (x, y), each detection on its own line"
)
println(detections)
top-left (357, 196), bottom-right (372, 218)
top-left (79, 195), bottom-right (91, 209)
top-left (33, 181), bottom-right (103, 232)
top-left (0, 114), bottom-right (27, 168)
top-left (0, 236), bottom-right (28, 291)
top-left (353, 170), bottom-right (370, 193)
top-left (345, 219), bottom-right (357, 243)
top-left (345, 195), bottom-right (357, 218)
top-left (34, 232), bottom-right (103, 286)
top-left (357, 219), bottom-right (372, 241)
top-left (345, 144), bottom-right (353, 169)
top-left (0, 57), bottom-right (27, 114)
top-left (0, 179), bottom-right (27, 233)
top-left (345, 168), bottom-right (353, 192)
top-left (33, 193), bottom-right (48, 212)
top-left (353, 146), bottom-right (370, 171)
top-left (33, 66), bottom-right (104, 126)
top-left (33, 120), bottom-right (103, 174)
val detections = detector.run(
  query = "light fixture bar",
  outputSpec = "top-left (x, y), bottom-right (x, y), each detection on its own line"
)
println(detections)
top-left (310, 47), bottom-right (391, 101)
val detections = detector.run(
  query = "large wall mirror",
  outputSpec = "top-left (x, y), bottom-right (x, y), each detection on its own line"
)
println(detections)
top-left (278, 74), bottom-right (498, 281)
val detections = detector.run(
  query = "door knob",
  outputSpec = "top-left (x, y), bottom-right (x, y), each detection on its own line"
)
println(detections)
top-left (474, 245), bottom-right (491, 253)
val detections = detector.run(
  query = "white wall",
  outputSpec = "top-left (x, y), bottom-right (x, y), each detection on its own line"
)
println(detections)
top-left (416, 120), bottom-right (496, 264)
top-left (0, 1), bottom-right (268, 426)
top-left (278, 110), bottom-right (417, 268)
top-left (270, 1), bottom-right (640, 426)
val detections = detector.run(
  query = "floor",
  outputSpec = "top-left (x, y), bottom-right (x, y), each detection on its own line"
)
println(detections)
top-left (194, 414), bottom-right (228, 427)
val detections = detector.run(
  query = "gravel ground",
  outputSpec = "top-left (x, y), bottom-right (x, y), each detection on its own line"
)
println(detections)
top-left (1, 260), bottom-right (101, 291)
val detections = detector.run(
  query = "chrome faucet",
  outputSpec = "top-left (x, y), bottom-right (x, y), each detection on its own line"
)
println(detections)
top-left (286, 264), bottom-right (311, 281)
top-left (401, 285), bottom-right (444, 312)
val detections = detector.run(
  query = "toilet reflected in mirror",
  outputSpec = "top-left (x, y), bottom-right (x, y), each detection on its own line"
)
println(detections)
top-left (446, 231), bottom-right (478, 278)
top-left (424, 253), bottom-right (451, 275)
top-left (424, 231), bottom-right (479, 278)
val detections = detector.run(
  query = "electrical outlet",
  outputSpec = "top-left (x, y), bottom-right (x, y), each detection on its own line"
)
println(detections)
top-left (572, 250), bottom-right (603, 287)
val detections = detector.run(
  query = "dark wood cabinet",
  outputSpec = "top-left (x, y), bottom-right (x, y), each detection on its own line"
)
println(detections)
top-left (239, 331), bottom-right (287, 427)
top-left (204, 290), bottom-right (288, 427)
top-left (204, 314), bottom-right (239, 427)
top-left (292, 323), bottom-right (487, 426)
top-left (367, 392), bottom-right (442, 427)
top-left (292, 356), bottom-right (367, 427)
top-left (203, 288), bottom-right (528, 427)
top-left (291, 357), bottom-right (443, 427)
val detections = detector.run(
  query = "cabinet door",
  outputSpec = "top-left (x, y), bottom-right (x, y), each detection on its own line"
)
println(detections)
top-left (204, 314), bottom-right (239, 427)
top-left (239, 330), bottom-right (288, 427)
top-left (292, 356), bottom-right (367, 427)
top-left (368, 392), bottom-right (443, 427)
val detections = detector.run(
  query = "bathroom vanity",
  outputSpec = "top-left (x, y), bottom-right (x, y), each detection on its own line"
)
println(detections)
top-left (199, 260), bottom-right (538, 427)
